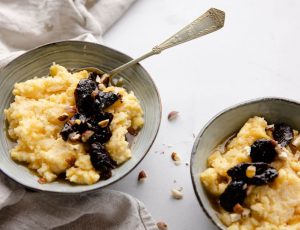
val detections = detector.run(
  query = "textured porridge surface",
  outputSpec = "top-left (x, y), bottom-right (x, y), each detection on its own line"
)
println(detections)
top-left (5, 64), bottom-right (144, 184)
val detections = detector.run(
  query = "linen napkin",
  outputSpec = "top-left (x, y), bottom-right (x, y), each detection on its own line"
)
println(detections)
top-left (0, 1), bottom-right (158, 229)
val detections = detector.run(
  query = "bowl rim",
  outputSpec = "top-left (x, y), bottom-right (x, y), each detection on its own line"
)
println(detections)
top-left (190, 96), bottom-right (300, 230)
top-left (0, 40), bottom-right (162, 194)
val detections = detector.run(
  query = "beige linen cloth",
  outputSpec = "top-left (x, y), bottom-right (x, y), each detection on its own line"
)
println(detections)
top-left (0, 1), bottom-right (158, 229)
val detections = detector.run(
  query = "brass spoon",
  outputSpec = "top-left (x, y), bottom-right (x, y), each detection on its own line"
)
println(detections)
top-left (75, 8), bottom-right (225, 83)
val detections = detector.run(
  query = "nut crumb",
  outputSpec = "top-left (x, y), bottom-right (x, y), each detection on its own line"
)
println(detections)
top-left (157, 221), bottom-right (168, 230)
top-left (171, 152), bottom-right (181, 161)
top-left (138, 170), bottom-right (147, 182)
top-left (233, 203), bottom-right (244, 214)
top-left (81, 130), bottom-right (95, 142)
top-left (65, 157), bottom-right (76, 166)
top-left (98, 119), bottom-right (110, 128)
top-left (38, 178), bottom-right (47, 184)
top-left (171, 188), bottom-right (183, 199)
top-left (58, 113), bottom-right (69, 121)
top-left (128, 127), bottom-right (139, 136)
top-left (168, 111), bottom-right (179, 121)
top-left (69, 132), bottom-right (81, 141)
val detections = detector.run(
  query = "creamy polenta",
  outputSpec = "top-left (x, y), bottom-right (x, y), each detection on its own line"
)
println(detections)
top-left (200, 116), bottom-right (300, 230)
top-left (4, 64), bottom-right (144, 185)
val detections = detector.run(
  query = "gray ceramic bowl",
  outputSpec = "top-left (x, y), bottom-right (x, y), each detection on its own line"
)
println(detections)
top-left (190, 97), bottom-right (300, 229)
top-left (0, 41), bottom-right (161, 193)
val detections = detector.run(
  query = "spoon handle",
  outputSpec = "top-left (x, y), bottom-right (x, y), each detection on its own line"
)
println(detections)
top-left (108, 8), bottom-right (225, 78)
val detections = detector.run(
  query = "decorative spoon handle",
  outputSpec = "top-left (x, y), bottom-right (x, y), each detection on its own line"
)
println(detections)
top-left (107, 8), bottom-right (225, 78)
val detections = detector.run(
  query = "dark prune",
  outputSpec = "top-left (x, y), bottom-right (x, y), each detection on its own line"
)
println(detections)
top-left (86, 112), bottom-right (113, 132)
top-left (89, 142), bottom-right (117, 180)
top-left (273, 123), bottom-right (294, 147)
top-left (227, 162), bottom-right (278, 185)
top-left (250, 139), bottom-right (276, 163)
top-left (249, 164), bottom-right (278, 185)
top-left (219, 180), bottom-right (247, 212)
top-left (94, 91), bottom-right (120, 110)
top-left (69, 113), bottom-right (88, 133)
top-left (88, 127), bottom-right (112, 144)
top-left (75, 79), bottom-right (97, 114)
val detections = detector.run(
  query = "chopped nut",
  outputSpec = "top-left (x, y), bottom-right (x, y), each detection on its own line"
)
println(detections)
top-left (244, 146), bottom-right (251, 156)
top-left (100, 73), bottom-right (110, 85)
top-left (266, 124), bottom-right (275, 131)
top-left (292, 135), bottom-right (300, 147)
top-left (233, 203), bottom-right (244, 214)
top-left (65, 157), bottom-right (76, 166)
top-left (95, 75), bottom-right (101, 83)
top-left (81, 130), bottom-right (95, 142)
top-left (138, 170), bottom-right (147, 182)
top-left (275, 144), bottom-right (289, 160)
top-left (171, 188), bottom-right (183, 199)
top-left (242, 208), bottom-right (251, 217)
top-left (230, 213), bottom-right (241, 222)
top-left (246, 165), bottom-right (256, 178)
top-left (157, 222), bottom-right (168, 230)
top-left (98, 119), bottom-right (110, 128)
top-left (38, 177), bottom-right (47, 184)
top-left (58, 113), bottom-right (69, 121)
top-left (128, 127), bottom-right (139, 136)
top-left (168, 111), bottom-right (179, 121)
top-left (64, 105), bottom-right (77, 114)
top-left (75, 119), bottom-right (81, 125)
top-left (98, 83), bottom-right (106, 91)
top-left (69, 132), bottom-right (81, 141)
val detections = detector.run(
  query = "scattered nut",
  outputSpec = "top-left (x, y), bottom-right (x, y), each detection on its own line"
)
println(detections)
top-left (171, 188), bottom-right (183, 199)
top-left (233, 203), bottom-right (244, 214)
top-left (168, 111), bottom-right (179, 121)
top-left (171, 152), bottom-right (181, 161)
top-left (98, 119), bottom-right (110, 128)
top-left (81, 130), bottom-right (95, 142)
top-left (266, 124), bottom-right (275, 131)
top-left (230, 213), bottom-right (241, 222)
top-left (65, 157), bottom-right (76, 166)
top-left (58, 113), bottom-right (69, 121)
top-left (246, 165), bottom-right (256, 178)
top-left (292, 135), bottom-right (300, 147)
top-left (38, 177), bottom-right (47, 184)
top-left (138, 170), bottom-right (147, 182)
top-left (157, 221), bottom-right (168, 230)
top-left (69, 132), bottom-right (81, 141)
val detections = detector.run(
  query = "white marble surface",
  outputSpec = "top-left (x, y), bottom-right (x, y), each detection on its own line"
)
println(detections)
top-left (105, 1), bottom-right (300, 229)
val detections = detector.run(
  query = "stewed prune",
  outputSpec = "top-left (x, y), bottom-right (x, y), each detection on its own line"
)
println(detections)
top-left (219, 180), bottom-right (247, 212)
top-left (88, 128), bottom-right (112, 144)
top-left (86, 112), bottom-right (113, 132)
top-left (250, 139), bottom-right (276, 163)
top-left (75, 79), bottom-right (98, 114)
top-left (273, 123), bottom-right (294, 147)
top-left (227, 162), bottom-right (278, 185)
top-left (94, 91), bottom-right (120, 110)
top-left (89, 142), bottom-right (117, 180)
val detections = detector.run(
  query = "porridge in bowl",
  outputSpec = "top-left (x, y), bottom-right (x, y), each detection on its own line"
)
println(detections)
top-left (4, 64), bottom-right (144, 185)
top-left (200, 116), bottom-right (300, 229)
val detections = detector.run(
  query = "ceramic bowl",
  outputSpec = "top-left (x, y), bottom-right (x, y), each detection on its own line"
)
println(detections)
top-left (0, 41), bottom-right (161, 193)
top-left (190, 97), bottom-right (300, 229)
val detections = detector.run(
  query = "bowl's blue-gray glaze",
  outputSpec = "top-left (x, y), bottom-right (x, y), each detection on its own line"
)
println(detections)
top-left (0, 41), bottom-right (161, 193)
top-left (190, 97), bottom-right (300, 229)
